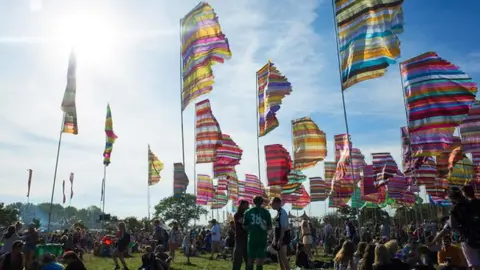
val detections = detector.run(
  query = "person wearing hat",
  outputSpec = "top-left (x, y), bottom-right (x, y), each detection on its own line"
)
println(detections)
top-left (243, 196), bottom-right (272, 270)
top-left (0, 240), bottom-right (25, 270)
top-left (209, 219), bottom-right (221, 260)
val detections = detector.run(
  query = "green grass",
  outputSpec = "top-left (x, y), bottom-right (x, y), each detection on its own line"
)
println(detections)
top-left (82, 250), bottom-right (331, 270)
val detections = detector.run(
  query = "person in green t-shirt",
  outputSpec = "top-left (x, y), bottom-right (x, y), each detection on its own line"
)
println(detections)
top-left (243, 196), bottom-right (272, 270)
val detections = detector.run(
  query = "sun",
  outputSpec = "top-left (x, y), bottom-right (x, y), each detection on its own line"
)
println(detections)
top-left (54, 12), bottom-right (119, 66)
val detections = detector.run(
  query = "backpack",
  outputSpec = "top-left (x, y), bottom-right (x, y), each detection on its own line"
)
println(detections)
top-left (452, 199), bottom-right (480, 249)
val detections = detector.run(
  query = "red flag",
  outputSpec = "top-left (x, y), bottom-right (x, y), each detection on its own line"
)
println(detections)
top-left (62, 180), bottom-right (66, 204)
top-left (69, 173), bottom-right (74, 199)
top-left (27, 169), bottom-right (33, 197)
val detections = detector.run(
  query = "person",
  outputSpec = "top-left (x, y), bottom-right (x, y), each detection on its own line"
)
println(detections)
top-left (24, 223), bottom-right (39, 269)
top-left (372, 245), bottom-right (390, 270)
top-left (295, 243), bottom-right (323, 269)
top-left (40, 253), bottom-right (64, 270)
top-left (153, 219), bottom-right (165, 248)
top-left (210, 219), bottom-right (221, 260)
top-left (0, 240), bottom-right (25, 270)
top-left (168, 222), bottom-right (182, 261)
top-left (112, 222), bottom-right (131, 270)
top-left (300, 220), bottom-right (313, 258)
top-left (437, 236), bottom-right (467, 270)
top-left (345, 219), bottom-right (356, 242)
top-left (354, 242), bottom-right (367, 267)
top-left (324, 217), bottom-right (333, 256)
top-left (270, 197), bottom-right (291, 270)
top-left (63, 251), bottom-right (87, 270)
top-left (334, 240), bottom-right (355, 270)
top-left (308, 222), bottom-right (317, 255)
top-left (243, 196), bottom-right (272, 270)
top-left (448, 187), bottom-right (480, 270)
top-left (381, 221), bottom-right (390, 241)
top-left (233, 200), bottom-right (249, 270)
top-left (139, 246), bottom-right (167, 270)
top-left (358, 244), bottom-right (375, 270)
top-left (0, 226), bottom-right (21, 255)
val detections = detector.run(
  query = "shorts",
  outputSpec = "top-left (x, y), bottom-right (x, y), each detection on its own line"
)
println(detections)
top-left (247, 238), bottom-right (266, 259)
top-left (211, 241), bottom-right (221, 253)
top-left (461, 242), bottom-right (480, 267)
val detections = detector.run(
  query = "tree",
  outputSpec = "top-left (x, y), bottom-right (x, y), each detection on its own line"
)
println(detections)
top-left (154, 193), bottom-right (208, 229)
top-left (0, 202), bottom-right (19, 226)
top-left (32, 218), bottom-right (41, 229)
top-left (123, 217), bottom-right (143, 232)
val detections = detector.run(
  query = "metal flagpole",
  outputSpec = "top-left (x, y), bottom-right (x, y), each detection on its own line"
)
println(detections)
top-left (193, 108), bottom-right (198, 226)
top-left (330, 0), bottom-right (358, 225)
top-left (148, 145), bottom-right (151, 220)
top-left (147, 186), bottom-right (151, 220)
top-left (47, 113), bottom-right (66, 232)
top-left (102, 165), bottom-right (107, 213)
top-left (179, 19), bottom-right (186, 166)
top-left (255, 72), bottom-right (262, 182)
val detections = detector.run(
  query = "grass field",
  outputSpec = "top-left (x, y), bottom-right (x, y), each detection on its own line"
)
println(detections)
top-left (82, 251), bottom-right (330, 270)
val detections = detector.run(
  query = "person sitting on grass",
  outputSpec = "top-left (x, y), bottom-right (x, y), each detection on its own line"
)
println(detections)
top-left (40, 253), bottom-right (64, 270)
top-left (138, 246), bottom-right (167, 270)
top-left (295, 243), bottom-right (323, 269)
top-left (63, 251), bottom-right (86, 270)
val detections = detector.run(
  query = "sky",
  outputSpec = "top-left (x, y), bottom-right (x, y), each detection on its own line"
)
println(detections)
top-left (0, 0), bottom-right (479, 222)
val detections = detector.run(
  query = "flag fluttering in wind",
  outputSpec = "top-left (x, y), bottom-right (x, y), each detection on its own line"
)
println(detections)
top-left (324, 161), bottom-right (336, 194)
top-left (460, 100), bottom-right (480, 153)
top-left (257, 61), bottom-right (292, 137)
top-left (215, 134), bottom-right (243, 166)
top-left (244, 174), bottom-right (267, 204)
top-left (148, 145), bottom-right (164, 186)
top-left (292, 117), bottom-right (327, 170)
top-left (335, 0), bottom-right (404, 90)
top-left (310, 177), bottom-right (327, 201)
top-left (181, 2), bottom-right (232, 110)
top-left (69, 173), bottom-right (74, 199)
top-left (210, 186), bottom-right (228, 210)
top-left (265, 144), bottom-right (292, 186)
top-left (61, 50), bottom-right (78, 134)
top-left (195, 100), bottom-right (222, 163)
top-left (196, 174), bottom-right (214, 205)
top-left (103, 104), bottom-right (118, 166)
top-left (372, 152), bottom-right (398, 187)
top-left (27, 169), bottom-right (33, 198)
top-left (62, 180), bottom-right (66, 204)
top-left (401, 52), bottom-right (478, 156)
top-left (173, 163), bottom-right (189, 198)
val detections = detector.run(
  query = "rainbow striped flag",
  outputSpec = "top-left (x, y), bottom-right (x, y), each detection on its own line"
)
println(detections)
top-left (292, 117), bottom-right (327, 170)
top-left (335, 0), bottom-right (404, 90)
top-left (195, 99), bottom-right (222, 163)
top-left (181, 2), bottom-right (232, 110)
top-left (103, 104), bottom-right (117, 166)
top-left (148, 145), bottom-right (164, 186)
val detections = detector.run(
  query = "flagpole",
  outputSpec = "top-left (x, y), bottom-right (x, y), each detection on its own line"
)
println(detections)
top-left (193, 110), bottom-right (198, 226)
top-left (255, 72), bottom-right (262, 182)
top-left (330, 0), bottom-right (356, 221)
top-left (47, 113), bottom-right (66, 232)
top-left (147, 186), bottom-right (151, 220)
top-left (147, 145), bottom-right (151, 220)
top-left (179, 19), bottom-right (186, 166)
top-left (102, 165), bottom-right (107, 214)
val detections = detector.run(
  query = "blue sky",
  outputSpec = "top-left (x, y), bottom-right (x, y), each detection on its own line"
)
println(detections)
top-left (0, 0), bottom-right (479, 221)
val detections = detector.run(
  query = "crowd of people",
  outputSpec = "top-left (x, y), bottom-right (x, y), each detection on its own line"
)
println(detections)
top-left (1, 185), bottom-right (479, 270)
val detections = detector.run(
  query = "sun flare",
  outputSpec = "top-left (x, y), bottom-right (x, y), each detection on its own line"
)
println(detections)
top-left (54, 13), bottom-right (119, 65)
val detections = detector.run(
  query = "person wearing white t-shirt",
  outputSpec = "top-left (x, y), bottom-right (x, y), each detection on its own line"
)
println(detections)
top-left (210, 219), bottom-right (221, 260)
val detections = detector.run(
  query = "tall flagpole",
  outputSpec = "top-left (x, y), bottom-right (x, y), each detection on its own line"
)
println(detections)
top-left (255, 72), bottom-right (262, 182)
top-left (330, 0), bottom-right (356, 220)
top-left (148, 145), bottom-right (151, 220)
top-left (193, 110), bottom-right (198, 226)
top-left (179, 19), bottom-right (186, 166)
top-left (102, 165), bottom-right (107, 213)
top-left (47, 113), bottom-right (66, 232)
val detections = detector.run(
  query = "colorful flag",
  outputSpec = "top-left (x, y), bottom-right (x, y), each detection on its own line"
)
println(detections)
top-left (181, 2), bottom-right (232, 110)
top-left (372, 152), bottom-right (398, 187)
top-left (460, 100), bottom-right (480, 152)
top-left (103, 104), bottom-right (118, 166)
top-left (61, 50), bottom-right (78, 134)
top-left (401, 52), bottom-right (478, 156)
top-left (324, 161), bottom-right (336, 194)
top-left (309, 177), bottom-right (327, 202)
top-left (292, 117), bottom-right (327, 170)
top-left (27, 169), bottom-right (33, 198)
top-left (265, 144), bottom-right (292, 186)
top-left (196, 174), bottom-right (214, 205)
top-left (257, 61), bottom-right (292, 137)
top-left (69, 173), bottom-right (74, 199)
top-left (210, 186), bottom-right (228, 210)
top-left (148, 145), bottom-right (164, 186)
top-left (335, 0), bottom-right (404, 90)
top-left (195, 99), bottom-right (222, 163)
top-left (62, 180), bottom-right (66, 204)
top-left (215, 134), bottom-right (243, 166)
top-left (244, 174), bottom-right (267, 204)
top-left (173, 163), bottom-right (189, 198)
